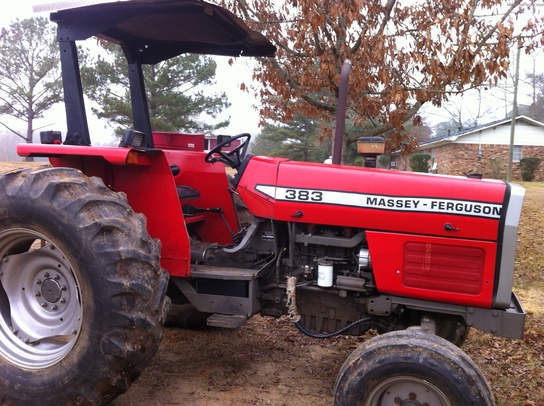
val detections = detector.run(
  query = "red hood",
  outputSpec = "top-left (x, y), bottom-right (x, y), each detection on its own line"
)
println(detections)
top-left (236, 156), bottom-right (508, 242)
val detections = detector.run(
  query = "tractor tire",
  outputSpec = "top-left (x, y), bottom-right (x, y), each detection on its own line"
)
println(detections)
top-left (0, 167), bottom-right (170, 406)
top-left (334, 328), bottom-right (494, 406)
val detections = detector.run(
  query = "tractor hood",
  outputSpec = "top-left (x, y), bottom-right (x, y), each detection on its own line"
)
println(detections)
top-left (235, 156), bottom-right (523, 243)
top-left (47, 0), bottom-right (276, 63)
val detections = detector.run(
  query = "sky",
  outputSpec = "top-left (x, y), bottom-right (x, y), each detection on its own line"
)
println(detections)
top-left (1, 1), bottom-right (541, 146)
top-left (0, 1), bottom-right (263, 146)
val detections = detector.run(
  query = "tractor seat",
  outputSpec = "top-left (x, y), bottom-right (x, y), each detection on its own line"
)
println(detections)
top-left (176, 186), bottom-right (200, 201)
top-left (171, 164), bottom-right (200, 201)
top-left (177, 186), bottom-right (205, 224)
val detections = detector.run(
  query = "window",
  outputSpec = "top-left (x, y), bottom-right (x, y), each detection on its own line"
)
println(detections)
top-left (513, 145), bottom-right (523, 162)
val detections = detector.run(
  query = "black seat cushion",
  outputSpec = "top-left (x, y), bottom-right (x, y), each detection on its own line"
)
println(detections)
top-left (176, 186), bottom-right (200, 200)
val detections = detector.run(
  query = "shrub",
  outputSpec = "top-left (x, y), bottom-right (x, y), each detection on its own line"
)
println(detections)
top-left (377, 155), bottom-right (391, 168)
top-left (520, 156), bottom-right (541, 181)
top-left (489, 158), bottom-right (504, 179)
top-left (409, 153), bottom-right (431, 173)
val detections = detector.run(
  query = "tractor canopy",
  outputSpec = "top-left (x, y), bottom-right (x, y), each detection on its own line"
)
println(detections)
top-left (47, 0), bottom-right (276, 146)
top-left (49, 0), bottom-right (276, 61)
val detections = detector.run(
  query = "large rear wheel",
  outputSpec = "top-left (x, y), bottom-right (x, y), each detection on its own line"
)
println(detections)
top-left (334, 328), bottom-right (494, 406)
top-left (0, 167), bottom-right (170, 405)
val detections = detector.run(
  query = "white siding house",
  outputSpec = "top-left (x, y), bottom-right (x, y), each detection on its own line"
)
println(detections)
top-left (391, 116), bottom-right (544, 181)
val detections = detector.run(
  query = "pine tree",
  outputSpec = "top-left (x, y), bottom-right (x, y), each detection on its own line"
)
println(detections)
top-left (80, 43), bottom-right (230, 135)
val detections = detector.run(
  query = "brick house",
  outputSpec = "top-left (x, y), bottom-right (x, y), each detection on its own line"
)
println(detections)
top-left (390, 116), bottom-right (544, 181)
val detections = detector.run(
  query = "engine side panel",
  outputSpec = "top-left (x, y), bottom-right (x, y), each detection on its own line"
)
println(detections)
top-left (366, 231), bottom-right (497, 307)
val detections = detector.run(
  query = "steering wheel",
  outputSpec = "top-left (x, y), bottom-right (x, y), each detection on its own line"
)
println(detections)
top-left (205, 133), bottom-right (251, 170)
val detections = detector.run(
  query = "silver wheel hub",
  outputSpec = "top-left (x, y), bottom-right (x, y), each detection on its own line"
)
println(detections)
top-left (40, 277), bottom-right (62, 303)
top-left (0, 229), bottom-right (82, 369)
top-left (366, 376), bottom-right (453, 406)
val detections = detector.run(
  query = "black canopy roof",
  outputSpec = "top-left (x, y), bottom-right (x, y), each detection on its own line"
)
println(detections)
top-left (51, 0), bottom-right (276, 63)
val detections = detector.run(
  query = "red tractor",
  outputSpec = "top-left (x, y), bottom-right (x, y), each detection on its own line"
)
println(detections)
top-left (0, 1), bottom-right (526, 405)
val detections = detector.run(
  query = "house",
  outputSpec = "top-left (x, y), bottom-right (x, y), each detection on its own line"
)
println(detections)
top-left (390, 116), bottom-right (544, 181)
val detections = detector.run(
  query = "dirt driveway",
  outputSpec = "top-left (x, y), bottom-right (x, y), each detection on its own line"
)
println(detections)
top-left (112, 316), bottom-right (360, 406)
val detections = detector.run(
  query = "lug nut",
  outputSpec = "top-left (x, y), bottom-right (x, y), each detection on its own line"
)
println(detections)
top-left (41, 302), bottom-right (47, 308)
top-left (35, 292), bottom-right (41, 297)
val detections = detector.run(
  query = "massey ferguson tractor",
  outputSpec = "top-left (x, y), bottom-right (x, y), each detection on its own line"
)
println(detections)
top-left (0, 1), bottom-right (527, 405)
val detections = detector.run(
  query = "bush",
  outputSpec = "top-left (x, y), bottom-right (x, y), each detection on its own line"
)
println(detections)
top-left (520, 156), bottom-right (541, 181)
top-left (377, 155), bottom-right (391, 168)
top-left (409, 153), bottom-right (431, 173)
top-left (489, 158), bottom-right (504, 180)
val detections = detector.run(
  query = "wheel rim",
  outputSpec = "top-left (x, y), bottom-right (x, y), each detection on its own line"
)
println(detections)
top-left (0, 229), bottom-right (82, 369)
top-left (365, 375), bottom-right (453, 406)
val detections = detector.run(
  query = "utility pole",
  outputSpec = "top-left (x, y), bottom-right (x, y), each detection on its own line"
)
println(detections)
top-left (507, 37), bottom-right (522, 182)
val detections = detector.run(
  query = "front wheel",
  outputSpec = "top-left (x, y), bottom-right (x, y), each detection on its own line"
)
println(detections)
top-left (334, 328), bottom-right (494, 406)
top-left (0, 167), bottom-right (170, 405)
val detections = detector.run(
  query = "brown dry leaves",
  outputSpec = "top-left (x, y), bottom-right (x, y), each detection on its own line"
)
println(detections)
top-left (466, 181), bottom-right (544, 406)
top-left (466, 317), bottom-right (544, 406)
top-left (516, 182), bottom-right (544, 287)
top-left (223, 0), bottom-right (543, 152)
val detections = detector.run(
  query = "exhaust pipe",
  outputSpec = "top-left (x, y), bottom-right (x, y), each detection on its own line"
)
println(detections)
top-left (332, 59), bottom-right (352, 165)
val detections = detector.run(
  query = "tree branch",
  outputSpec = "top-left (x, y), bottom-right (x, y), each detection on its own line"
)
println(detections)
top-left (345, 101), bottom-right (423, 144)
top-left (269, 58), bottom-right (336, 112)
top-left (473, 0), bottom-right (521, 54)
top-left (0, 121), bottom-right (25, 141)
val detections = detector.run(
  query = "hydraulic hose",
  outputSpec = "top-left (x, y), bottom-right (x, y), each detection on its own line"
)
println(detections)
top-left (294, 316), bottom-right (392, 339)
